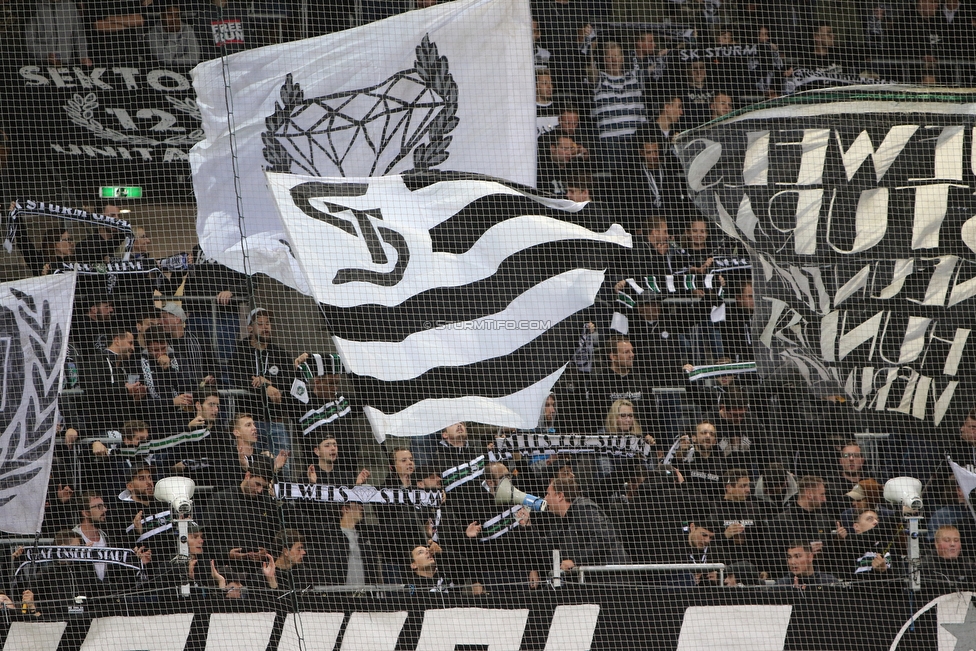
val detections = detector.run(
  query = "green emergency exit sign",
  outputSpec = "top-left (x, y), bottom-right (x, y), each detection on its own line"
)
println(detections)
top-left (100, 186), bottom-right (143, 199)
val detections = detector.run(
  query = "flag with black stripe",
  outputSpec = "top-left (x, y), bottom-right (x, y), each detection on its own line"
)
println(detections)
top-left (267, 170), bottom-right (631, 441)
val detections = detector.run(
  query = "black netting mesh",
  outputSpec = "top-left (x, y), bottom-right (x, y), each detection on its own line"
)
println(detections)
top-left (1, 1), bottom-right (975, 649)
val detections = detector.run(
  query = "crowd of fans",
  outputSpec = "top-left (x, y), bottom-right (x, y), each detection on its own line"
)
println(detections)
top-left (2, 0), bottom-right (976, 627)
top-left (9, 0), bottom-right (975, 77)
top-left (0, 190), bottom-right (973, 621)
top-left (532, 0), bottom-right (976, 229)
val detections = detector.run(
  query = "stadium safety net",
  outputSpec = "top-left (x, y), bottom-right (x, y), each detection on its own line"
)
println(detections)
top-left (1, 0), bottom-right (975, 649)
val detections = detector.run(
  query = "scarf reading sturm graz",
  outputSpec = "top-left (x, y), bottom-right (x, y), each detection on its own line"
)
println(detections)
top-left (15, 547), bottom-right (143, 575)
top-left (274, 483), bottom-right (443, 507)
top-left (5, 199), bottom-right (133, 252)
top-left (490, 434), bottom-right (654, 460)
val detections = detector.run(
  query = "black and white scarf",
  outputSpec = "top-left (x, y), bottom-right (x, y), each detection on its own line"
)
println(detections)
top-left (15, 546), bottom-right (143, 575)
top-left (274, 482), bottom-right (443, 507)
top-left (6, 199), bottom-right (133, 253)
top-left (491, 434), bottom-right (654, 460)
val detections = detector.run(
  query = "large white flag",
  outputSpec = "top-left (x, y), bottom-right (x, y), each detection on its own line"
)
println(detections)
top-left (267, 171), bottom-right (631, 440)
top-left (0, 273), bottom-right (75, 534)
top-left (191, 0), bottom-right (535, 294)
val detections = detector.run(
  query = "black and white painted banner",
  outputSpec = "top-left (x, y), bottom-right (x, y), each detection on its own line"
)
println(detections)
top-left (11, 64), bottom-right (200, 191)
top-left (0, 273), bottom-right (74, 534)
top-left (14, 546), bottom-right (142, 575)
top-left (267, 171), bottom-right (630, 440)
top-left (274, 482), bottom-right (443, 507)
top-left (191, 0), bottom-right (536, 295)
top-left (0, 585), bottom-right (950, 650)
top-left (674, 87), bottom-right (976, 430)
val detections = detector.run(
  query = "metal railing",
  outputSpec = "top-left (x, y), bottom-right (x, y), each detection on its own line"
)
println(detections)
top-left (572, 563), bottom-right (727, 586)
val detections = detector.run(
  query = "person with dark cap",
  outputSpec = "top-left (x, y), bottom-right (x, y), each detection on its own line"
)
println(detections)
top-left (69, 289), bottom-right (115, 370)
top-left (159, 301), bottom-right (220, 394)
top-left (182, 244), bottom-right (249, 364)
top-left (80, 326), bottom-right (145, 433)
top-left (227, 307), bottom-right (294, 467)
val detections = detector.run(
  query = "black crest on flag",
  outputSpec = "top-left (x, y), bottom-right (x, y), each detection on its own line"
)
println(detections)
top-left (262, 34), bottom-right (459, 177)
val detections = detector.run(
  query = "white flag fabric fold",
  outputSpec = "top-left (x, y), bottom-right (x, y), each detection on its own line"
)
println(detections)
top-left (190, 0), bottom-right (535, 294)
top-left (362, 367), bottom-right (567, 440)
top-left (0, 273), bottom-right (75, 534)
top-left (267, 171), bottom-right (631, 441)
top-left (333, 269), bottom-right (604, 381)
top-left (949, 457), bottom-right (976, 526)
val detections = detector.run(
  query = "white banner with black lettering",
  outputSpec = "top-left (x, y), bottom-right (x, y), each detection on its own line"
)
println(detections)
top-left (15, 545), bottom-right (142, 575)
top-left (0, 273), bottom-right (74, 534)
top-left (190, 0), bottom-right (535, 295)
top-left (13, 64), bottom-right (200, 194)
